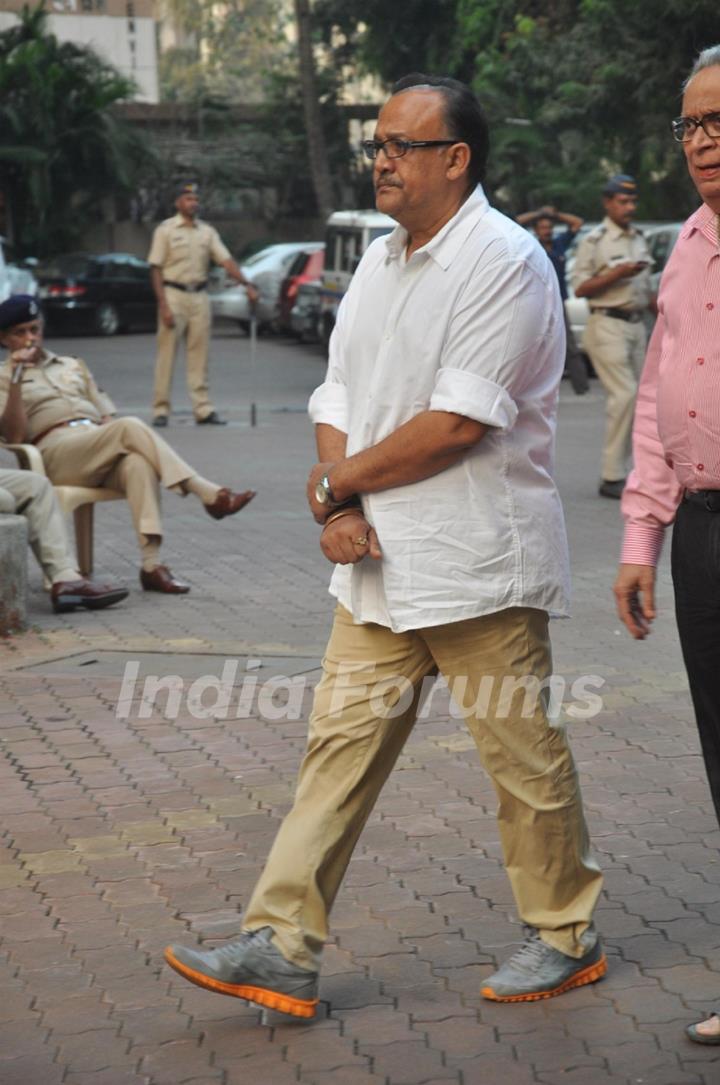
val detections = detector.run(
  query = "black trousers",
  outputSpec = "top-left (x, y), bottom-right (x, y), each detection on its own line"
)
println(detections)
top-left (672, 497), bottom-right (720, 826)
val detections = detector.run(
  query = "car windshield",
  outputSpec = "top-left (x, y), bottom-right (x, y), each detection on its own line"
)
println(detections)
top-left (37, 254), bottom-right (93, 278)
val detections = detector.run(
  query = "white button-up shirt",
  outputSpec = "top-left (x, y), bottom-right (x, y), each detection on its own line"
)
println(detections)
top-left (309, 186), bottom-right (570, 633)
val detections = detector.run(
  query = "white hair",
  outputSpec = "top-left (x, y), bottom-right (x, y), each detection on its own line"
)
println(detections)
top-left (684, 44), bottom-right (720, 90)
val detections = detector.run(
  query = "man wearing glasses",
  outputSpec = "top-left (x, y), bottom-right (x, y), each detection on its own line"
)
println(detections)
top-left (165, 74), bottom-right (604, 1015)
top-left (572, 175), bottom-right (654, 500)
top-left (613, 45), bottom-right (720, 1046)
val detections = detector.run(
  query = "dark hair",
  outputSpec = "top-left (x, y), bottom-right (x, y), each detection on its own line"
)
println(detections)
top-left (391, 73), bottom-right (489, 186)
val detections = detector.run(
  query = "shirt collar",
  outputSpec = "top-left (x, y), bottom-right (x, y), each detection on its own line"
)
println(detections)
top-left (384, 185), bottom-right (490, 270)
top-left (602, 216), bottom-right (637, 241)
top-left (681, 202), bottom-right (718, 245)
top-left (172, 213), bottom-right (198, 228)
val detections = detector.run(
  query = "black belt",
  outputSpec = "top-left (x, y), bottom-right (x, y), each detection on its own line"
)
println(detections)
top-left (163, 280), bottom-right (207, 293)
top-left (684, 490), bottom-right (720, 512)
top-left (592, 308), bottom-right (644, 323)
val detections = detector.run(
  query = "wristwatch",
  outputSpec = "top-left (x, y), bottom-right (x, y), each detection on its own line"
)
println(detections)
top-left (314, 473), bottom-right (337, 507)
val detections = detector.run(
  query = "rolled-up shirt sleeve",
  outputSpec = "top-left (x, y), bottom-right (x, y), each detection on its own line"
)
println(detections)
top-left (430, 368), bottom-right (517, 429)
top-left (621, 311), bottom-right (683, 565)
top-left (429, 249), bottom-right (558, 430)
top-left (308, 296), bottom-right (349, 432)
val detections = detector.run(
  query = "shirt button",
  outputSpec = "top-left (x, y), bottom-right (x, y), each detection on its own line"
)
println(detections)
top-left (689, 410), bottom-right (697, 418)
top-left (698, 357), bottom-right (705, 365)
top-left (707, 303), bottom-right (715, 310)
top-left (698, 463), bottom-right (705, 471)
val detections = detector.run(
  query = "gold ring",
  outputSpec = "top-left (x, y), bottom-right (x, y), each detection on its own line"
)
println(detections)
top-left (353, 535), bottom-right (368, 547)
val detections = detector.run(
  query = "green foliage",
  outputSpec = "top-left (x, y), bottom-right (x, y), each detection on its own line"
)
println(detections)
top-left (315, 0), bottom-right (720, 220)
top-left (314, 0), bottom-right (472, 84)
top-left (159, 0), bottom-right (286, 105)
top-left (0, 4), bottom-right (151, 255)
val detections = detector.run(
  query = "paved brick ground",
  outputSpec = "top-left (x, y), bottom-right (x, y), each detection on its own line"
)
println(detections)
top-left (1, 331), bottom-right (718, 1083)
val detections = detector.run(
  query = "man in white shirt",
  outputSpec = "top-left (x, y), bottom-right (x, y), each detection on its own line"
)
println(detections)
top-left (165, 74), bottom-right (604, 1015)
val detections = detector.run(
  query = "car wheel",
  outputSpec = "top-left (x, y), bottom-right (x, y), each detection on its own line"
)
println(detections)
top-left (236, 320), bottom-right (250, 336)
top-left (94, 303), bottom-right (120, 336)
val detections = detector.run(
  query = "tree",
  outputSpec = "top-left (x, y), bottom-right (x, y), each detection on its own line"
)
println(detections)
top-left (294, 0), bottom-right (334, 220)
top-left (0, 5), bottom-right (150, 255)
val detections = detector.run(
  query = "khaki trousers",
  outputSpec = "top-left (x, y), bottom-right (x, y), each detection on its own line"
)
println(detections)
top-left (39, 417), bottom-right (197, 544)
top-left (243, 604), bottom-right (603, 970)
top-left (583, 313), bottom-right (647, 482)
top-left (0, 468), bottom-right (77, 583)
top-left (153, 290), bottom-right (213, 420)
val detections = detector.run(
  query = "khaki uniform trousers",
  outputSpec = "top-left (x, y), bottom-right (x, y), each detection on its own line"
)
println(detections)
top-left (243, 604), bottom-right (603, 971)
top-left (583, 313), bottom-right (647, 482)
top-left (0, 468), bottom-right (76, 583)
top-left (39, 417), bottom-right (197, 544)
top-left (153, 289), bottom-right (213, 421)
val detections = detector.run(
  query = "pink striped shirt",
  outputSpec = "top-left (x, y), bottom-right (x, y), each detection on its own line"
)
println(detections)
top-left (621, 202), bottom-right (720, 565)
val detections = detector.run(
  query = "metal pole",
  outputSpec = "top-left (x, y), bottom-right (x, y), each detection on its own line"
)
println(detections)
top-left (249, 302), bottom-right (258, 427)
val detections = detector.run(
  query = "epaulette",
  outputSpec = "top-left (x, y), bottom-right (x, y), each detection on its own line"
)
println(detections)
top-left (584, 225), bottom-right (606, 243)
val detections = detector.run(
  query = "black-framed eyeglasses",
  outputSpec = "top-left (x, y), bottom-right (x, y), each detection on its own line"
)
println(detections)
top-left (360, 138), bottom-right (457, 160)
top-left (671, 112), bottom-right (720, 143)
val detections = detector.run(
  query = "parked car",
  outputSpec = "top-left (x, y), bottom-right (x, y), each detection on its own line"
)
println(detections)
top-left (0, 237), bottom-right (38, 302)
top-left (290, 279), bottom-right (323, 343)
top-left (37, 252), bottom-right (156, 335)
top-left (210, 242), bottom-right (323, 333)
top-left (320, 210), bottom-right (395, 346)
top-left (278, 247), bottom-right (325, 334)
top-left (645, 221), bottom-right (683, 293)
top-left (562, 221), bottom-right (679, 355)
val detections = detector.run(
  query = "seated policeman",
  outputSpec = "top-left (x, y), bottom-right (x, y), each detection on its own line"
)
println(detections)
top-left (0, 465), bottom-right (127, 613)
top-left (0, 295), bottom-right (256, 594)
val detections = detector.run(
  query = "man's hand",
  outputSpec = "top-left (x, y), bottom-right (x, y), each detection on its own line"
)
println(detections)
top-left (160, 303), bottom-right (175, 329)
top-left (614, 261), bottom-right (647, 280)
top-left (11, 346), bottom-right (41, 368)
top-left (614, 563), bottom-right (656, 639)
top-left (320, 512), bottom-right (381, 565)
top-left (245, 283), bottom-right (259, 306)
top-left (307, 461), bottom-right (338, 522)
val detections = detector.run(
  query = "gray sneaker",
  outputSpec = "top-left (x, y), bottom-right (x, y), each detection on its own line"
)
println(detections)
top-left (481, 928), bottom-right (607, 1002)
top-left (164, 926), bottom-right (319, 1018)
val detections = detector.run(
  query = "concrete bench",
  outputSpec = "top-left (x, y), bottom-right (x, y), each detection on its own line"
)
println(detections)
top-left (0, 514), bottom-right (28, 634)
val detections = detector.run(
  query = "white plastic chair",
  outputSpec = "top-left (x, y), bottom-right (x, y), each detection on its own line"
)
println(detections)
top-left (4, 443), bottom-right (123, 576)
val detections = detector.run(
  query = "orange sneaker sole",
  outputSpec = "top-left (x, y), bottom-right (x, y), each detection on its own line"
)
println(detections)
top-left (481, 953), bottom-right (608, 1003)
top-left (163, 947), bottom-right (318, 1018)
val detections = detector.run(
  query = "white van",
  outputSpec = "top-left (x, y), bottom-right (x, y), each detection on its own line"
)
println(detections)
top-left (320, 209), bottom-right (394, 346)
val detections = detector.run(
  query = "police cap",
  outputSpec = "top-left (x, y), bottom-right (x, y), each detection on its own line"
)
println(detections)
top-left (0, 294), bottom-right (40, 332)
top-left (602, 173), bottom-right (638, 196)
top-left (175, 181), bottom-right (200, 198)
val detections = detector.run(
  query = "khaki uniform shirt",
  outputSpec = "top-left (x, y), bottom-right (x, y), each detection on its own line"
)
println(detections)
top-left (147, 214), bottom-right (231, 286)
top-left (571, 216), bottom-right (652, 311)
top-left (0, 350), bottom-right (116, 442)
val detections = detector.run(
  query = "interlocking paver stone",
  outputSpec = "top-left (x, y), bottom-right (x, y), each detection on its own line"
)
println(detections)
top-left (2, 341), bottom-right (720, 1083)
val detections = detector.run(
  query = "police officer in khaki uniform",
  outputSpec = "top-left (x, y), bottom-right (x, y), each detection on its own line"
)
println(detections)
top-left (572, 175), bottom-right (654, 498)
top-left (0, 295), bottom-right (256, 596)
top-left (0, 463), bottom-right (128, 613)
top-left (148, 181), bottom-right (259, 427)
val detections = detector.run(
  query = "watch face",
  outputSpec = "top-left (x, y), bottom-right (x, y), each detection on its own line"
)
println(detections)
top-left (315, 481), bottom-right (329, 504)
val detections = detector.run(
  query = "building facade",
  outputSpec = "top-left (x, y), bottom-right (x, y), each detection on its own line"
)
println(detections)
top-left (0, 0), bottom-right (159, 102)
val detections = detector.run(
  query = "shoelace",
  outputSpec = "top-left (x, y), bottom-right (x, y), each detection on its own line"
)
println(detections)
top-left (503, 929), bottom-right (550, 973)
top-left (210, 929), bottom-right (266, 967)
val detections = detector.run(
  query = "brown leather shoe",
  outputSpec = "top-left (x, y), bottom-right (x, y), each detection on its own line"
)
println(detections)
top-left (140, 565), bottom-right (191, 594)
top-left (204, 488), bottom-right (256, 521)
top-left (51, 579), bottom-right (129, 614)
